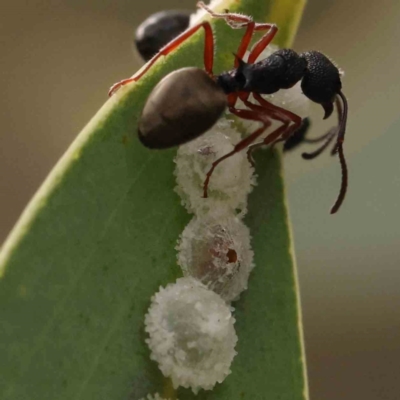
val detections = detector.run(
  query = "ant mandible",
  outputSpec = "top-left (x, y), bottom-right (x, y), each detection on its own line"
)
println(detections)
top-left (109, 2), bottom-right (349, 214)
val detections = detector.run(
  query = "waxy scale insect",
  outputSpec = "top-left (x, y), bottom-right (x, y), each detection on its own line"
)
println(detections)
top-left (110, 2), bottom-right (349, 214)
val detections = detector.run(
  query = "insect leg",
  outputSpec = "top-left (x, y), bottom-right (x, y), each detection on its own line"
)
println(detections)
top-left (197, 2), bottom-right (277, 69)
top-left (202, 107), bottom-right (273, 198)
top-left (109, 22), bottom-right (215, 96)
top-left (241, 95), bottom-right (301, 162)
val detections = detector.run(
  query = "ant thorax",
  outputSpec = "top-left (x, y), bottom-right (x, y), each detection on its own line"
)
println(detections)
top-left (233, 45), bottom-right (311, 122)
top-left (216, 49), bottom-right (307, 95)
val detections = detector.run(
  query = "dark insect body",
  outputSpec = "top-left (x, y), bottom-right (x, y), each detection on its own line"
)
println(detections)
top-left (135, 10), bottom-right (190, 61)
top-left (138, 67), bottom-right (227, 148)
top-left (110, 2), bottom-right (349, 214)
top-left (282, 118), bottom-right (311, 152)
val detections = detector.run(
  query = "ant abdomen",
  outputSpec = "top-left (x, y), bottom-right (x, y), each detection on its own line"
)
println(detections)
top-left (138, 67), bottom-right (227, 149)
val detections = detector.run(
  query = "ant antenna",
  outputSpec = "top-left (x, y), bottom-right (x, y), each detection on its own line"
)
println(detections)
top-left (330, 143), bottom-right (348, 214)
top-left (337, 91), bottom-right (348, 144)
top-left (331, 91), bottom-right (348, 154)
top-left (302, 98), bottom-right (342, 160)
top-left (330, 93), bottom-right (348, 214)
top-left (300, 96), bottom-right (348, 213)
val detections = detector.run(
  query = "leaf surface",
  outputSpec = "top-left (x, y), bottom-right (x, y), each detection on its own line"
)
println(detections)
top-left (0, 1), bottom-right (307, 399)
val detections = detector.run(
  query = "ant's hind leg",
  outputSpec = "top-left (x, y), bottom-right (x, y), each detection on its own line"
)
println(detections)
top-left (197, 1), bottom-right (254, 28)
top-left (109, 21), bottom-right (215, 96)
top-left (234, 22), bottom-right (277, 69)
top-left (247, 24), bottom-right (278, 64)
top-left (197, 2), bottom-right (277, 69)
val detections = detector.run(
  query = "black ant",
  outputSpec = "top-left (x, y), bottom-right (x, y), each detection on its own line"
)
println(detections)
top-left (109, 2), bottom-right (349, 214)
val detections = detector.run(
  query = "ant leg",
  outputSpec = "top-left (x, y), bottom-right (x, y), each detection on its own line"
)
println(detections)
top-left (247, 122), bottom-right (293, 163)
top-left (302, 101), bottom-right (341, 159)
top-left (283, 98), bottom-right (341, 154)
top-left (279, 118), bottom-right (311, 151)
top-left (202, 107), bottom-right (272, 197)
top-left (234, 21), bottom-right (256, 68)
top-left (247, 94), bottom-right (302, 143)
top-left (239, 97), bottom-right (286, 159)
top-left (247, 24), bottom-right (278, 64)
top-left (272, 118), bottom-right (308, 152)
top-left (243, 94), bottom-right (302, 161)
top-left (227, 90), bottom-right (252, 107)
top-left (109, 22), bottom-right (215, 96)
top-left (197, 2), bottom-right (277, 69)
top-left (198, 1), bottom-right (254, 27)
top-left (302, 127), bottom-right (337, 159)
top-left (203, 95), bottom-right (299, 195)
top-left (226, 93), bottom-right (240, 107)
top-left (252, 93), bottom-right (302, 138)
top-left (272, 120), bottom-right (309, 152)
top-left (234, 22), bottom-right (277, 68)
top-left (232, 21), bottom-right (278, 103)
top-left (284, 98), bottom-right (341, 155)
top-left (304, 131), bottom-right (332, 144)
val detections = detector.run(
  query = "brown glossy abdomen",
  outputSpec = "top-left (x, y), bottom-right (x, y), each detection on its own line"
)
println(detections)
top-left (138, 67), bottom-right (227, 149)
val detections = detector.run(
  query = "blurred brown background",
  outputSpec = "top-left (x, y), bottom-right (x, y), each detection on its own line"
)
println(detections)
top-left (1, 0), bottom-right (399, 399)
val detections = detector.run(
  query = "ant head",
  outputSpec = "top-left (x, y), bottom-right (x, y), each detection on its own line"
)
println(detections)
top-left (300, 50), bottom-right (348, 167)
top-left (299, 50), bottom-right (349, 214)
top-left (299, 51), bottom-right (342, 120)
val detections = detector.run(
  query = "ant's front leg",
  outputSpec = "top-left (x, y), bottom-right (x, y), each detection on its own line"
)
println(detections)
top-left (252, 93), bottom-right (302, 139)
top-left (241, 95), bottom-right (302, 162)
top-left (282, 118), bottom-right (311, 152)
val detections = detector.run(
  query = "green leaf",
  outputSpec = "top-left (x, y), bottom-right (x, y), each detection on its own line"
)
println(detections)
top-left (0, 1), bottom-right (307, 399)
